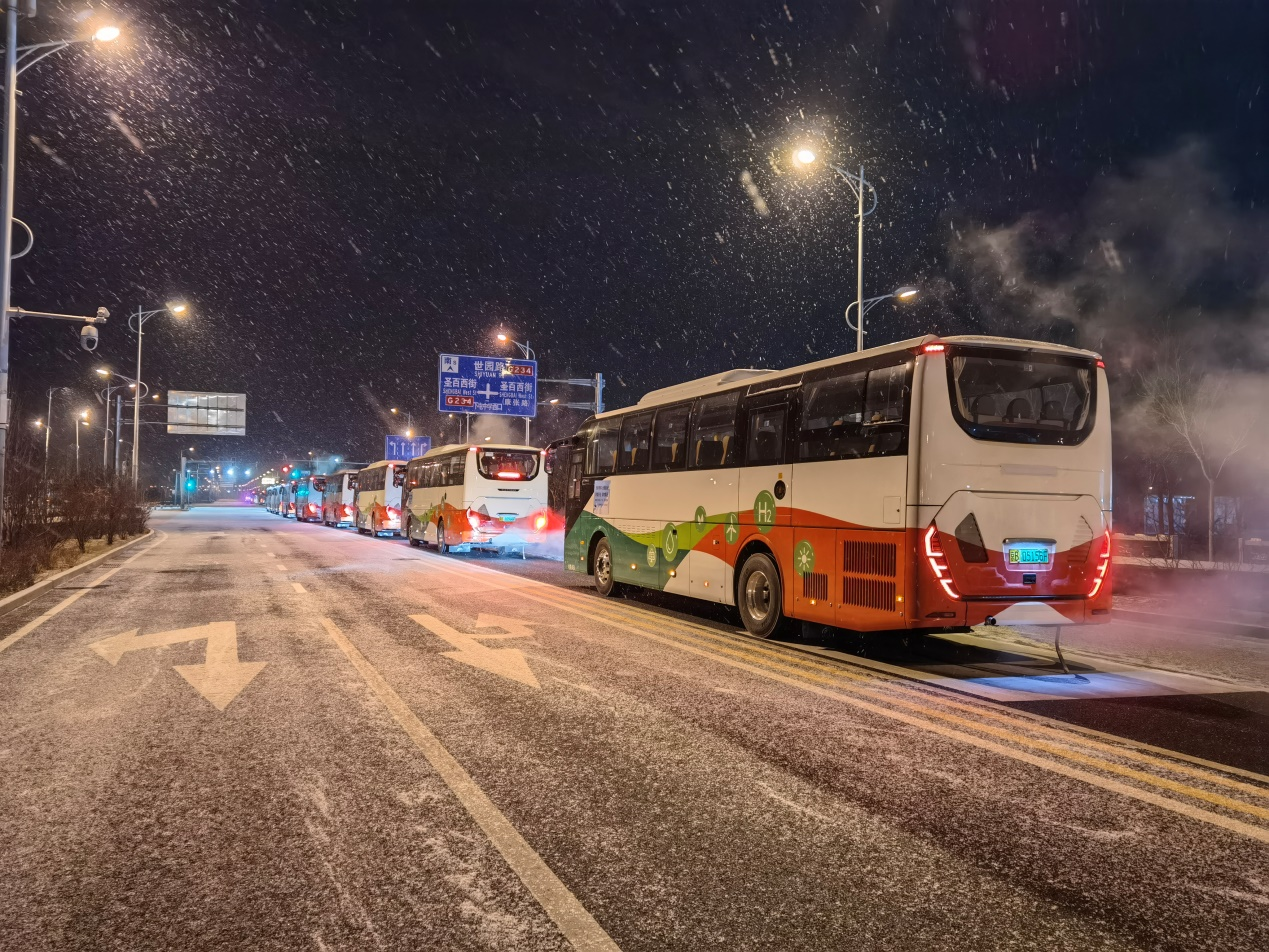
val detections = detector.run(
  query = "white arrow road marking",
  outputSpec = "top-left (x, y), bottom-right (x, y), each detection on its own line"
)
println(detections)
top-left (410, 613), bottom-right (540, 688)
top-left (320, 617), bottom-right (620, 952)
top-left (89, 621), bottom-right (266, 711)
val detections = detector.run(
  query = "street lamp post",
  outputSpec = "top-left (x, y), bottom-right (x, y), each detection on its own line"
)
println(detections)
top-left (0, 10), bottom-right (119, 550)
top-left (792, 149), bottom-right (879, 352)
top-left (75, 410), bottom-right (89, 476)
top-left (129, 302), bottom-right (187, 488)
top-left (844, 287), bottom-right (920, 347)
top-left (496, 333), bottom-right (535, 443)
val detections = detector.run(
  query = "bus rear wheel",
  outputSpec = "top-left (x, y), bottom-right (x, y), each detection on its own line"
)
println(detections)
top-left (737, 552), bottom-right (785, 639)
top-left (593, 537), bottom-right (621, 598)
top-left (437, 521), bottom-right (451, 554)
top-left (407, 517), bottom-right (421, 547)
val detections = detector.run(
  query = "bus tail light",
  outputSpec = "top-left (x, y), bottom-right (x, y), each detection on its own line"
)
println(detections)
top-left (1089, 530), bottom-right (1111, 597)
top-left (534, 514), bottom-right (548, 531)
top-left (342, 505), bottom-right (353, 517)
top-left (467, 510), bottom-right (484, 531)
top-left (307, 503), bottom-right (318, 514)
top-left (495, 471), bottom-right (523, 480)
top-left (922, 342), bottom-right (946, 354)
top-left (386, 507), bottom-right (400, 526)
top-left (924, 525), bottom-right (959, 600)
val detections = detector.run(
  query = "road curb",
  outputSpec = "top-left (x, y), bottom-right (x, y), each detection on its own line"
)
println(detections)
top-left (0, 529), bottom-right (156, 617)
top-left (1112, 608), bottom-right (1269, 640)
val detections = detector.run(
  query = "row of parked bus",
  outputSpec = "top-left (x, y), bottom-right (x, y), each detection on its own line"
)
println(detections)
top-left (264, 334), bottom-right (1113, 639)
top-left (264, 443), bottom-right (554, 554)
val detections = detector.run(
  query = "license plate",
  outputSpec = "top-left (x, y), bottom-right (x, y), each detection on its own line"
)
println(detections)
top-left (1006, 542), bottom-right (1054, 570)
top-left (499, 514), bottom-right (517, 523)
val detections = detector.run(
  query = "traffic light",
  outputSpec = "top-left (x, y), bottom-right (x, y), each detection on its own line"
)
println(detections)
top-left (185, 478), bottom-right (196, 492)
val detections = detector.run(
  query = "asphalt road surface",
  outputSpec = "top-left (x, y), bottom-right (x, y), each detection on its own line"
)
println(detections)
top-left (2, 505), bottom-right (1266, 952)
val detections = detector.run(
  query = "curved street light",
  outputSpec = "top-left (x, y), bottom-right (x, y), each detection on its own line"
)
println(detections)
top-left (844, 286), bottom-right (920, 344)
top-left (0, 16), bottom-right (121, 551)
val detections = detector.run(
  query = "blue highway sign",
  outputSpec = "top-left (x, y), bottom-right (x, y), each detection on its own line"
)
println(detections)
top-left (437, 354), bottom-right (538, 418)
top-left (385, 435), bottom-right (431, 460)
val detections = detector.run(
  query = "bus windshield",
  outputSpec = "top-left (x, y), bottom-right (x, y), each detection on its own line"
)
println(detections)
top-left (477, 449), bottom-right (540, 481)
top-left (946, 346), bottom-right (1095, 445)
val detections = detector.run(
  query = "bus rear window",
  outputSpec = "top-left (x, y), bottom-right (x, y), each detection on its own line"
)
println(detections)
top-left (478, 449), bottom-right (540, 481)
top-left (946, 347), bottom-right (1096, 445)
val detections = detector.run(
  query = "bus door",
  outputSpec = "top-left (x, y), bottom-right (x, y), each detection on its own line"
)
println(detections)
top-left (735, 384), bottom-right (797, 609)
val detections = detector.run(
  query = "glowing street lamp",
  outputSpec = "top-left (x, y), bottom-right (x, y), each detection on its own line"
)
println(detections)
top-left (844, 286), bottom-right (920, 343)
top-left (789, 145), bottom-right (879, 351)
top-left (0, 15), bottom-right (121, 553)
top-left (495, 332), bottom-right (536, 443)
top-left (129, 301), bottom-right (189, 487)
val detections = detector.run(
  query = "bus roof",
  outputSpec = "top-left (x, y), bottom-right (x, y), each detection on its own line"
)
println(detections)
top-left (408, 442), bottom-right (539, 463)
top-left (600, 334), bottom-right (1102, 418)
top-left (359, 459), bottom-right (408, 471)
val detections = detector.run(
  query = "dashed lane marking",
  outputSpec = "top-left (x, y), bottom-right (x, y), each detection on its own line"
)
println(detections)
top-left (319, 617), bottom-right (621, 952)
top-left (0, 536), bottom-right (167, 656)
top-left (275, 564), bottom-right (287, 572)
top-left (292, 582), bottom-right (306, 593)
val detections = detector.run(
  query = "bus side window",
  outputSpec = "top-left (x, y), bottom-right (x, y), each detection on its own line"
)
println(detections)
top-left (651, 404), bottom-right (690, 470)
top-left (618, 412), bottom-right (652, 473)
top-left (586, 418), bottom-right (621, 475)
top-left (745, 406), bottom-right (787, 466)
top-left (864, 362), bottom-right (910, 425)
top-left (689, 392), bottom-right (739, 469)
top-left (798, 370), bottom-right (867, 460)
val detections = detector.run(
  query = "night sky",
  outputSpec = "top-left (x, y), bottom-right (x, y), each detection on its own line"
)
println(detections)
top-left (9, 0), bottom-right (1267, 484)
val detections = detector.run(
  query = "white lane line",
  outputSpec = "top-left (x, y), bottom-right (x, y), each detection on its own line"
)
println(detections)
top-left (275, 564), bottom-right (287, 572)
top-left (319, 617), bottom-right (620, 952)
top-left (266, 550), bottom-right (276, 556)
top-left (0, 536), bottom-right (168, 656)
top-left (292, 582), bottom-right (306, 593)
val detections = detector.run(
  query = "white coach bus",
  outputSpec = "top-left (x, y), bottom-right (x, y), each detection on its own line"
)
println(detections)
top-left (556, 335), bottom-right (1112, 638)
top-left (354, 459), bottom-right (408, 536)
top-left (322, 467), bottom-right (361, 527)
top-left (402, 443), bottom-right (551, 553)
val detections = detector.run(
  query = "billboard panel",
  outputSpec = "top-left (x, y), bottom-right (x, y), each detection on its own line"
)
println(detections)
top-left (166, 391), bottom-right (247, 435)
top-left (438, 354), bottom-right (537, 418)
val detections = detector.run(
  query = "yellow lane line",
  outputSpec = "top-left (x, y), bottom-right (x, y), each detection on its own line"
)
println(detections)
top-left (502, 587), bottom-right (1269, 844)
top-left (394, 551), bottom-right (1269, 830)
top-left (557, 593), bottom-right (1269, 797)
top-left (320, 617), bottom-right (621, 952)
top-left (516, 585), bottom-right (1269, 821)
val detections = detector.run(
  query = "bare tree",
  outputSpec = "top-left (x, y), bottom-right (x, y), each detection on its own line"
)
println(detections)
top-left (1141, 359), bottom-right (1258, 562)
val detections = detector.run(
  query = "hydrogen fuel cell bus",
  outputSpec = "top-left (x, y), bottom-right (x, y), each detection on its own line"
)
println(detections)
top-left (322, 468), bottom-right (362, 527)
top-left (555, 335), bottom-right (1112, 638)
top-left (402, 443), bottom-right (551, 553)
top-left (354, 459), bottom-right (408, 536)
top-left (294, 475), bottom-right (327, 523)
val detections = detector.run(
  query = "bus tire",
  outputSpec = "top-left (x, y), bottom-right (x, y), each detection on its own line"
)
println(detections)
top-left (593, 537), bottom-right (622, 598)
top-left (736, 552), bottom-right (785, 639)
top-left (407, 517), bottom-right (421, 547)
top-left (437, 521), bottom-right (451, 554)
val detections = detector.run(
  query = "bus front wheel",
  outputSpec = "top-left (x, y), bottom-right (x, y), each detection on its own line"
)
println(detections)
top-left (407, 517), bottom-right (421, 547)
top-left (593, 537), bottom-right (621, 598)
top-left (737, 552), bottom-right (785, 639)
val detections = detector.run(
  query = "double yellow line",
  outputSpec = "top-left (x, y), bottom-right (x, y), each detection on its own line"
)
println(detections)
top-left (407, 550), bottom-right (1269, 844)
